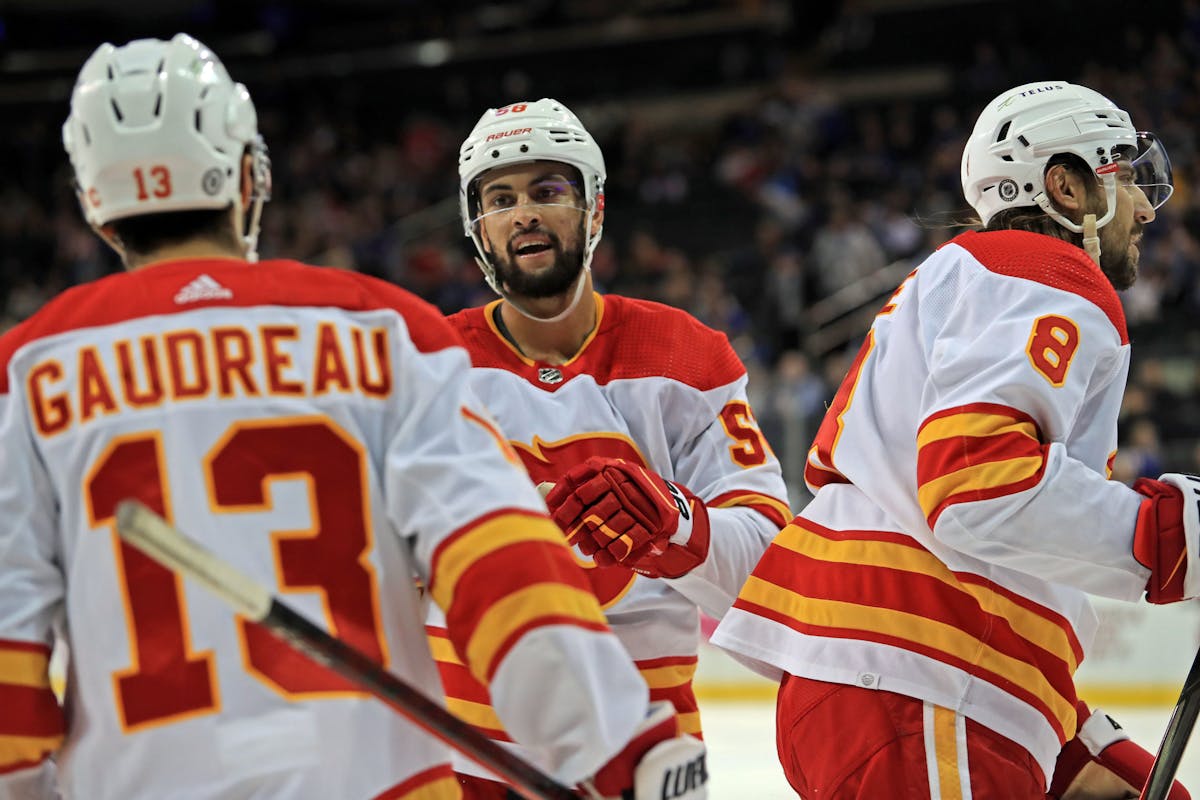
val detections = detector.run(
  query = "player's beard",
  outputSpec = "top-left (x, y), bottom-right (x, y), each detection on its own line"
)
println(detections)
top-left (1098, 220), bottom-right (1142, 291)
top-left (491, 223), bottom-right (586, 299)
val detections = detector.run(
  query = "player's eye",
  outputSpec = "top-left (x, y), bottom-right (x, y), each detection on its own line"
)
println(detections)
top-left (485, 194), bottom-right (514, 209)
top-left (533, 182), bottom-right (571, 202)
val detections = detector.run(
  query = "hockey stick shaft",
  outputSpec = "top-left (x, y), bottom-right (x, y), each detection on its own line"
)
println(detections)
top-left (114, 499), bottom-right (579, 800)
top-left (1140, 644), bottom-right (1200, 800)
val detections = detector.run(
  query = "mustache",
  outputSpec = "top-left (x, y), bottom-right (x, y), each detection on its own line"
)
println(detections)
top-left (507, 227), bottom-right (560, 253)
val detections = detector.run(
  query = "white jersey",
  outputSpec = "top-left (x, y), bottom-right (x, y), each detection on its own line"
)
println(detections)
top-left (714, 230), bottom-right (1154, 782)
top-left (428, 293), bottom-right (790, 778)
top-left (0, 259), bottom-right (647, 800)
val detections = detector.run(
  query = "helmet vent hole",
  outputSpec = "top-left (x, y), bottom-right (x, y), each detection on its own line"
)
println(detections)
top-left (152, 92), bottom-right (162, 117)
top-left (110, 98), bottom-right (124, 123)
top-left (81, 125), bottom-right (91, 146)
top-left (199, 86), bottom-right (210, 100)
top-left (194, 109), bottom-right (202, 132)
top-left (106, 64), bottom-right (114, 80)
top-left (491, 150), bottom-right (500, 158)
top-left (1000, 155), bottom-right (1013, 162)
top-left (1017, 135), bottom-right (1029, 147)
top-left (996, 121), bottom-right (1011, 142)
top-left (155, 58), bottom-right (165, 76)
top-left (520, 144), bottom-right (529, 153)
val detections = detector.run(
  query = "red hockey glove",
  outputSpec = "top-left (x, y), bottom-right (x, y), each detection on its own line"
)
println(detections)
top-left (1132, 474), bottom-right (1199, 604)
top-left (544, 457), bottom-right (711, 579)
top-left (1048, 701), bottom-right (1190, 799)
top-left (586, 700), bottom-right (708, 800)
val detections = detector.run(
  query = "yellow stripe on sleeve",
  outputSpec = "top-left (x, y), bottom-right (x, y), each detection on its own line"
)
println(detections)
top-left (677, 711), bottom-right (702, 737)
top-left (398, 774), bottom-right (461, 800)
top-left (639, 662), bottom-right (697, 690)
top-left (916, 456), bottom-right (1044, 518)
top-left (427, 636), bottom-right (463, 666)
top-left (0, 733), bottom-right (59, 769)
top-left (445, 697), bottom-right (505, 733)
top-left (0, 649), bottom-right (50, 689)
top-left (712, 493), bottom-right (792, 523)
top-left (430, 516), bottom-right (566, 610)
top-left (465, 583), bottom-right (607, 683)
top-left (917, 413), bottom-right (1038, 448)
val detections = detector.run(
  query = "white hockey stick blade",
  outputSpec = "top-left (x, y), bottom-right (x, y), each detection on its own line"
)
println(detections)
top-left (115, 499), bottom-right (272, 621)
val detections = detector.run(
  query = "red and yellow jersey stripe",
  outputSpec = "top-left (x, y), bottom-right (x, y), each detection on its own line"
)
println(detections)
top-left (731, 519), bottom-right (1084, 744)
top-left (0, 639), bottom-right (64, 775)
top-left (427, 508), bottom-right (609, 688)
top-left (369, 763), bottom-right (460, 800)
top-left (710, 489), bottom-right (792, 531)
top-left (917, 403), bottom-right (1049, 528)
top-left (428, 626), bottom-right (703, 741)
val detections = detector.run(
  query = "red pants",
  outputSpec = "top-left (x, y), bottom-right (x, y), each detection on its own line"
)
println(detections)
top-left (775, 673), bottom-right (1046, 799)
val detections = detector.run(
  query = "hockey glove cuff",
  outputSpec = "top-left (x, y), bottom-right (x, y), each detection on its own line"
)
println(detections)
top-left (1048, 701), bottom-right (1190, 799)
top-left (585, 700), bottom-right (708, 800)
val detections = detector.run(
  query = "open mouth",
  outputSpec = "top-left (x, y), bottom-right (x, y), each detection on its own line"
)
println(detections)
top-left (512, 237), bottom-right (554, 258)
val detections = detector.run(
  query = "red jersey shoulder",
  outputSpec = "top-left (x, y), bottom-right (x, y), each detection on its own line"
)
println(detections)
top-left (950, 230), bottom-right (1128, 343)
top-left (445, 303), bottom-right (517, 369)
top-left (594, 295), bottom-right (746, 390)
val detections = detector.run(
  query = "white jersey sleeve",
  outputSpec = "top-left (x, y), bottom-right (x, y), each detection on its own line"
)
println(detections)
top-left (652, 369), bottom-right (791, 618)
top-left (384, 340), bottom-right (648, 783)
top-left (0, 374), bottom-right (64, 796)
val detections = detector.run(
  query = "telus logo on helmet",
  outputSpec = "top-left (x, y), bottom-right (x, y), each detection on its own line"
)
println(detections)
top-left (999, 83), bottom-right (1066, 109)
top-left (485, 128), bottom-right (532, 143)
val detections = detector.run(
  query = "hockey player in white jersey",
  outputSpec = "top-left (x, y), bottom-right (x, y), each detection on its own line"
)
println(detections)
top-left (425, 98), bottom-right (791, 798)
top-left (713, 81), bottom-right (1191, 799)
top-left (0, 35), bottom-right (707, 800)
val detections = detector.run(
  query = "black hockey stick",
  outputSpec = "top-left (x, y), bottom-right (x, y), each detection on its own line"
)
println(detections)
top-left (114, 499), bottom-right (579, 800)
top-left (1140, 644), bottom-right (1200, 800)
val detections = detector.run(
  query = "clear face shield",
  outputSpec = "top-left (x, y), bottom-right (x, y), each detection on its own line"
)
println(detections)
top-left (468, 174), bottom-right (589, 244)
top-left (1113, 132), bottom-right (1174, 210)
top-left (466, 171), bottom-right (599, 322)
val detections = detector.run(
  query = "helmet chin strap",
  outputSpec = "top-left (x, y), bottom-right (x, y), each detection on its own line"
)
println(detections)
top-left (1032, 171), bottom-right (1117, 266)
top-left (1081, 213), bottom-right (1101, 265)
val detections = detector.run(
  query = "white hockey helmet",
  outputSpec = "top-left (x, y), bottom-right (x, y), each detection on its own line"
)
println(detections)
top-left (961, 81), bottom-right (1172, 232)
top-left (458, 98), bottom-right (606, 298)
top-left (62, 33), bottom-right (271, 259)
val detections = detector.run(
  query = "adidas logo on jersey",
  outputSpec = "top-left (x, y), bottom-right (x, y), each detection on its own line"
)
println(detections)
top-left (174, 274), bottom-right (233, 304)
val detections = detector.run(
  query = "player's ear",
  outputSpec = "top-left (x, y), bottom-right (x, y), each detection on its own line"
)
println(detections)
top-left (95, 223), bottom-right (128, 265)
top-left (590, 194), bottom-right (605, 237)
top-left (1045, 163), bottom-right (1087, 219)
top-left (240, 152), bottom-right (254, 207)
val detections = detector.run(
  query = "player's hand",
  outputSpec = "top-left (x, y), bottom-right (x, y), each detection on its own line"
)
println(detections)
top-left (1132, 474), bottom-right (1200, 603)
top-left (544, 457), bottom-right (710, 579)
top-left (583, 701), bottom-right (707, 800)
top-left (1048, 701), bottom-right (1190, 799)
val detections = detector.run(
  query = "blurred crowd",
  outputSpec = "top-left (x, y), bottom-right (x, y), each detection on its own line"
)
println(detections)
top-left (3, 1), bottom-right (1200, 505)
